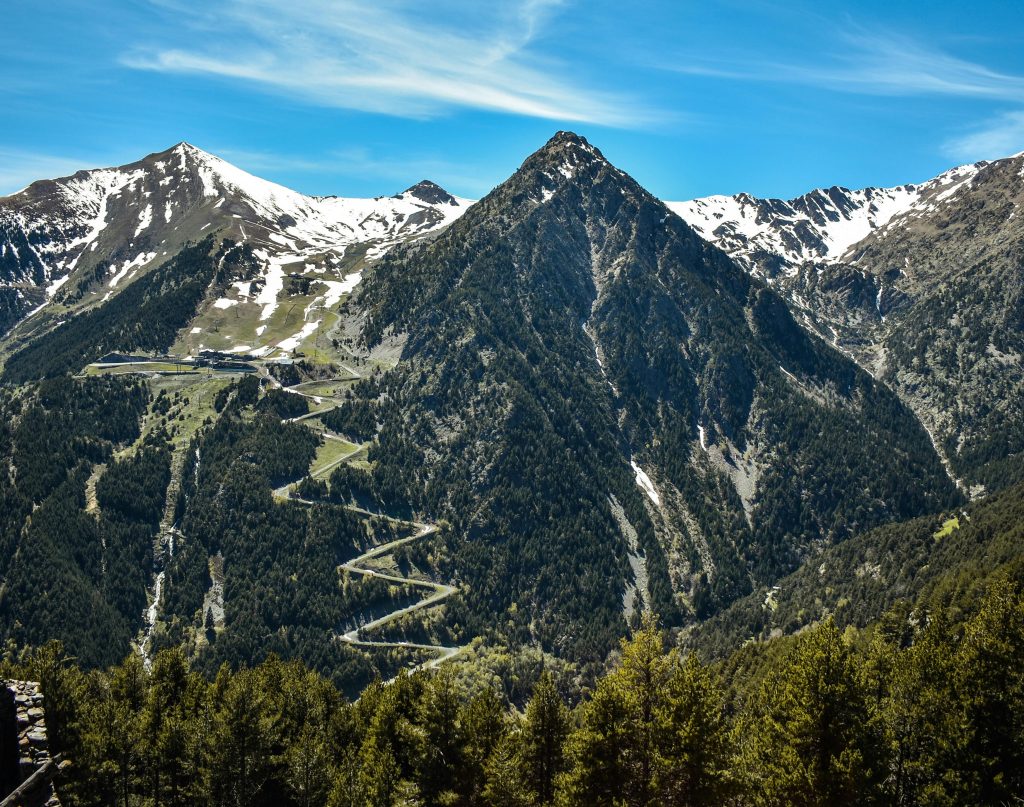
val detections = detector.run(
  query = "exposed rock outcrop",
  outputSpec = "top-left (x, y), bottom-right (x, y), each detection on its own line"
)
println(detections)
top-left (0, 681), bottom-right (61, 807)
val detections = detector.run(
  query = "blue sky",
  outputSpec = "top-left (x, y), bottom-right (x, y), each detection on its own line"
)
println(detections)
top-left (4, 0), bottom-right (1024, 200)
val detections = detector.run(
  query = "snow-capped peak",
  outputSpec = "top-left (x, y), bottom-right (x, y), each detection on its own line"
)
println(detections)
top-left (164, 144), bottom-right (474, 252)
top-left (666, 156), bottom-right (993, 275)
top-left (0, 142), bottom-right (475, 329)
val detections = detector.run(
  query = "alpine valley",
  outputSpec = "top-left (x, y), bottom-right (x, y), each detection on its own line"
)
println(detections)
top-left (0, 132), bottom-right (1023, 803)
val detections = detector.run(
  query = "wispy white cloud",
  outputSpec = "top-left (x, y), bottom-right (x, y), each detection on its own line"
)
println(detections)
top-left (123, 0), bottom-right (654, 126)
top-left (943, 110), bottom-right (1024, 162)
top-left (671, 26), bottom-right (1024, 101)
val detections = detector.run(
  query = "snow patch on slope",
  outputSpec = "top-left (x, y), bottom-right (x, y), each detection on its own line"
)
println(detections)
top-left (631, 460), bottom-right (661, 506)
top-left (106, 251), bottom-right (156, 291)
top-left (62, 168), bottom-right (148, 270)
top-left (253, 250), bottom-right (288, 321)
top-left (134, 204), bottom-right (153, 237)
top-left (276, 320), bottom-right (320, 353)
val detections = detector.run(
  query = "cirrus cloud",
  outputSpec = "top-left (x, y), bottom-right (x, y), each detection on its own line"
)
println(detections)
top-left (943, 110), bottom-right (1024, 162)
top-left (123, 0), bottom-right (658, 127)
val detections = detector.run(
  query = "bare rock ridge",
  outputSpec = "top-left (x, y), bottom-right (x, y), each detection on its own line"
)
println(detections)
top-left (667, 158), bottom-right (993, 276)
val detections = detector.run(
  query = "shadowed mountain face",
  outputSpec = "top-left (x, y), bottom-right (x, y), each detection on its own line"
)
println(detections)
top-left (354, 132), bottom-right (956, 658)
top-left (674, 154), bottom-right (1024, 495)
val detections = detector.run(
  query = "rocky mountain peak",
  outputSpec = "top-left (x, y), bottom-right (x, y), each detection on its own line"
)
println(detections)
top-left (546, 129), bottom-right (599, 150)
top-left (527, 130), bottom-right (608, 176)
top-left (399, 180), bottom-right (458, 206)
top-left (472, 129), bottom-right (649, 220)
top-left (355, 131), bottom-right (957, 643)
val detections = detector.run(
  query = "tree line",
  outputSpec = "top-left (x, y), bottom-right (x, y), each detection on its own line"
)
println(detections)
top-left (5, 574), bottom-right (1021, 807)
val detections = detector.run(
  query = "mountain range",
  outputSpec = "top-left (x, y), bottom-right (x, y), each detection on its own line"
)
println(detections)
top-left (0, 132), bottom-right (1019, 686)
top-left (669, 153), bottom-right (1024, 497)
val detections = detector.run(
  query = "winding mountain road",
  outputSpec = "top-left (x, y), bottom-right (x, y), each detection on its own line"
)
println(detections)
top-left (336, 521), bottom-right (465, 675)
top-left (272, 372), bottom-right (467, 677)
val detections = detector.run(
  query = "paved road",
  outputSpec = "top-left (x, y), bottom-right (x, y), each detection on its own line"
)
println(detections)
top-left (336, 522), bottom-right (466, 678)
top-left (271, 374), bottom-right (467, 678)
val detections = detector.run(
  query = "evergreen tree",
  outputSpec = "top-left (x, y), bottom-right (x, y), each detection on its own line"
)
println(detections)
top-left (328, 749), bottom-right (367, 807)
top-left (653, 653), bottom-right (733, 805)
top-left (738, 619), bottom-right (880, 806)
top-left (285, 723), bottom-right (334, 807)
top-left (206, 665), bottom-right (279, 807)
top-left (460, 688), bottom-right (509, 804)
top-left (958, 578), bottom-right (1024, 803)
top-left (519, 671), bottom-right (569, 805)
top-left (142, 649), bottom-right (197, 807)
top-left (417, 666), bottom-right (465, 805)
top-left (559, 616), bottom-right (668, 806)
top-left (482, 734), bottom-right (532, 807)
top-left (558, 681), bottom-right (628, 806)
top-left (105, 656), bottom-right (148, 807)
top-left (357, 733), bottom-right (406, 807)
top-left (870, 611), bottom-right (971, 805)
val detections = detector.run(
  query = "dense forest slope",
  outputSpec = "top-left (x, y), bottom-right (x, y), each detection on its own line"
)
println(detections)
top-left (351, 132), bottom-right (956, 660)
top-left (0, 375), bottom-right (158, 666)
top-left (0, 370), bottom-right (441, 695)
top-left (689, 471), bottom-right (1024, 659)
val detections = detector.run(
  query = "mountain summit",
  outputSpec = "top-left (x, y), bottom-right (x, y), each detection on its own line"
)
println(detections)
top-left (399, 180), bottom-right (459, 206)
top-left (0, 144), bottom-right (471, 339)
top-left (527, 130), bottom-right (608, 171)
top-left (351, 131), bottom-right (955, 656)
